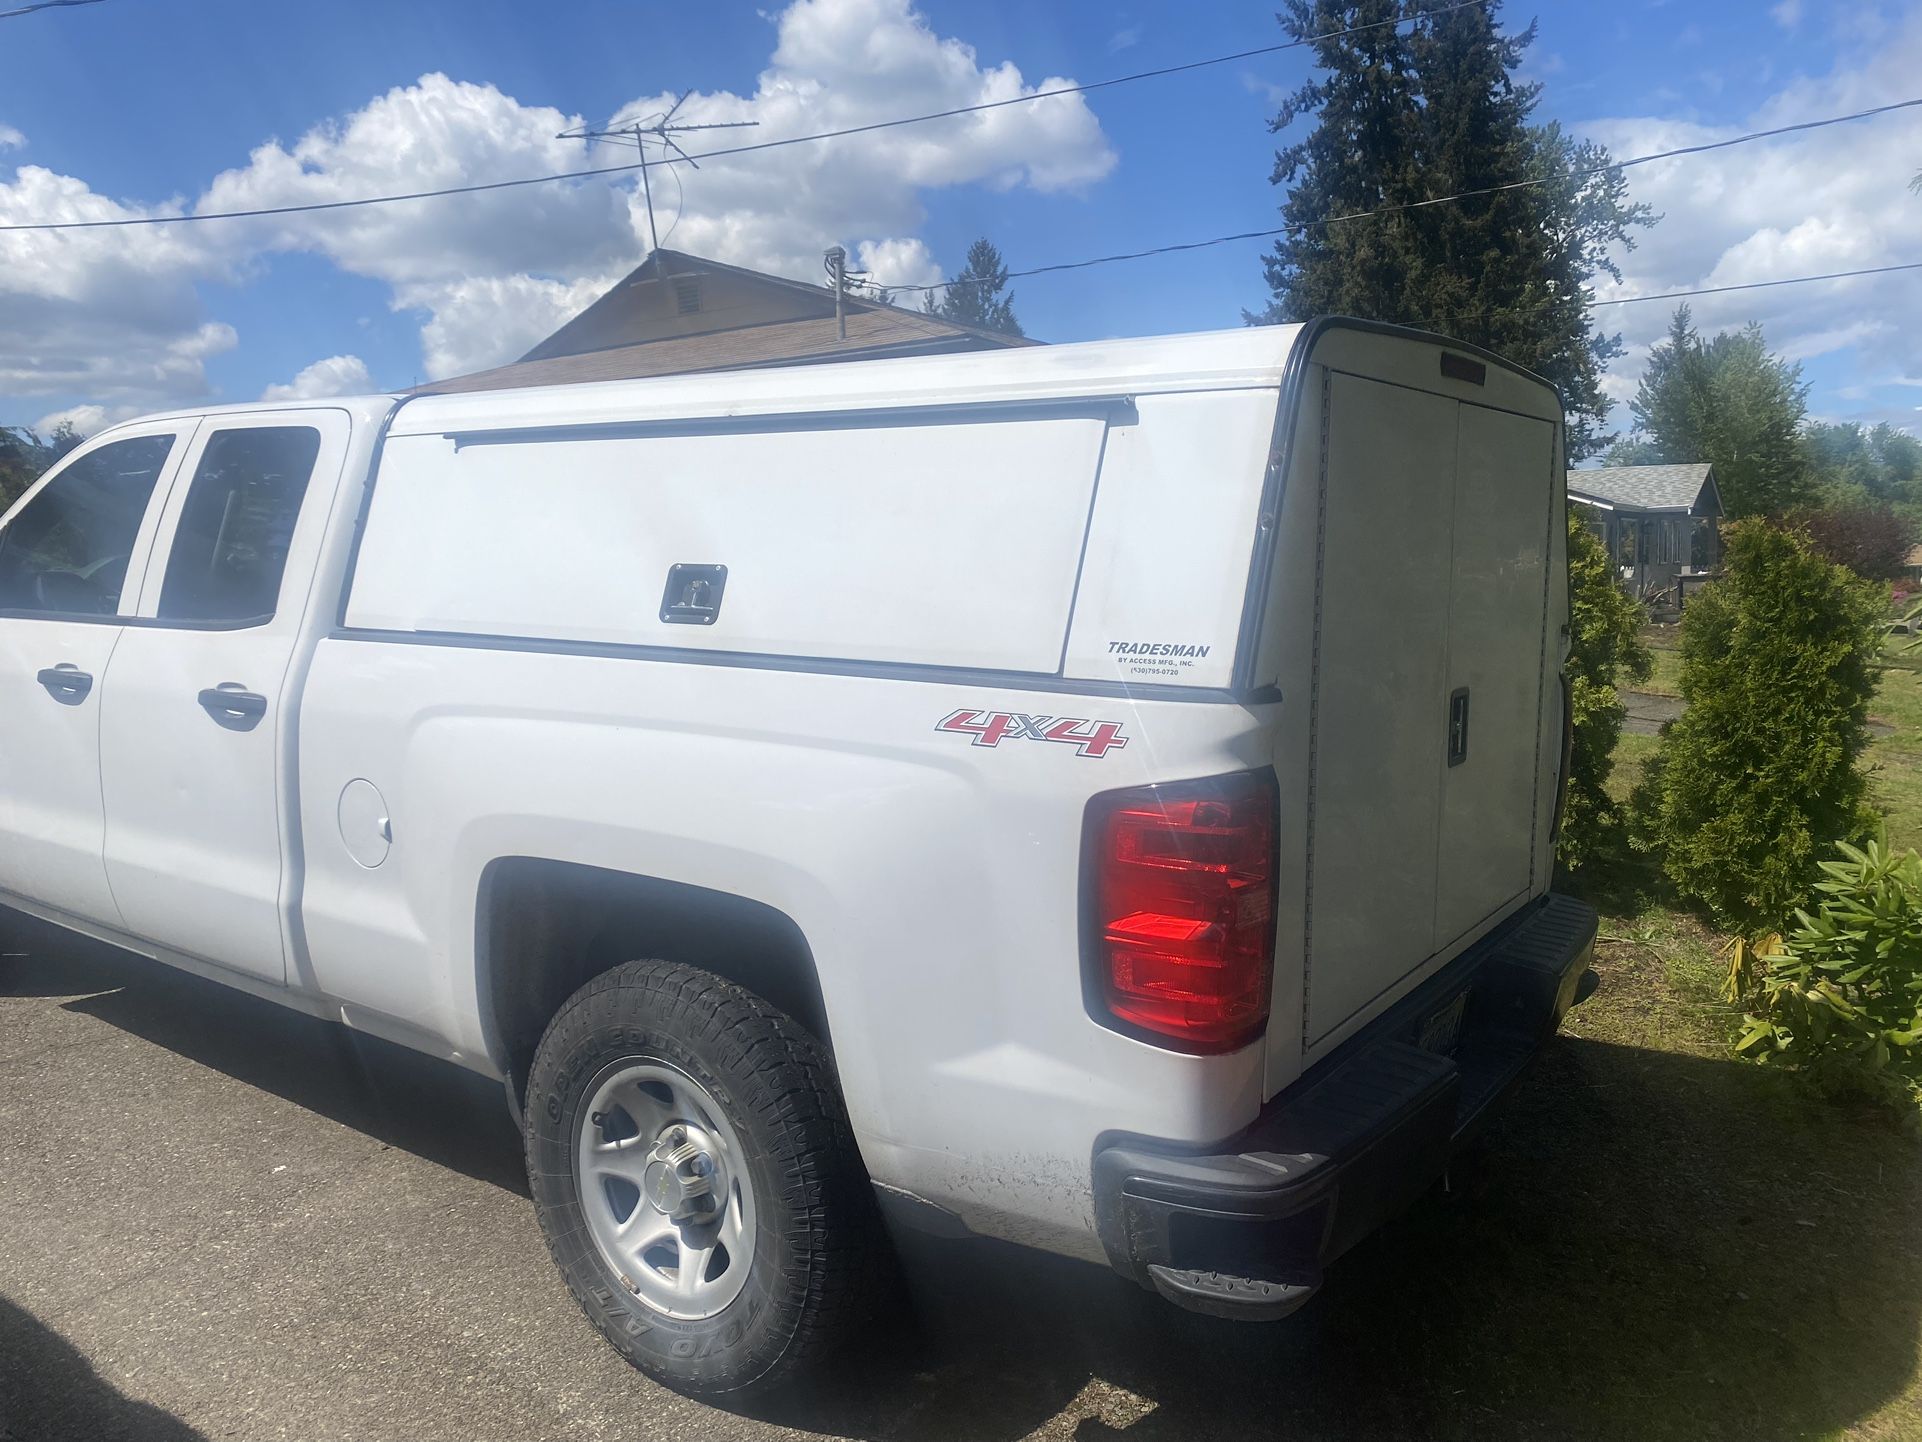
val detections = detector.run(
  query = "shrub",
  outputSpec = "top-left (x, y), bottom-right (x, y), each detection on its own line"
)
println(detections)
top-left (1785, 500), bottom-right (1918, 581)
top-left (1631, 519), bottom-right (1883, 932)
top-left (1557, 511), bottom-right (1651, 870)
top-left (1730, 838), bottom-right (1922, 1121)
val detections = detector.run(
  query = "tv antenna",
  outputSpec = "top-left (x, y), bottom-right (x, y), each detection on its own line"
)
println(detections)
top-left (560, 92), bottom-right (758, 254)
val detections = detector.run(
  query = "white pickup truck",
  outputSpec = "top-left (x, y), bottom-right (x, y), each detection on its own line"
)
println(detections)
top-left (0, 320), bottom-right (1596, 1394)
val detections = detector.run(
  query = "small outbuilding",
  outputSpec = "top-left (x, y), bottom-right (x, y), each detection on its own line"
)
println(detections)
top-left (1567, 462), bottom-right (1723, 600)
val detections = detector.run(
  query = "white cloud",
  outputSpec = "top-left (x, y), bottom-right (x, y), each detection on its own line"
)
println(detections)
top-left (0, 162), bottom-right (237, 416)
top-left (195, 0), bottom-right (1113, 379)
top-left (34, 403), bottom-right (107, 437)
top-left (198, 75), bottom-right (634, 289)
top-left (400, 273), bottom-right (615, 379)
top-left (1586, 7), bottom-right (1922, 435)
top-left (1771, 0), bottom-right (1803, 26)
top-left (260, 353), bottom-right (374, 402)
top-left (2, 0), bottom-right (1115, 417)
top-left (1241, 71), bottom-right (1290, 108)
top-left (0, 126), bottom-right (24, 151)
top-left (855, 236), bottom-right (941, 290)
top-left (603, 0), bottom-right (1115, 277)
top-left (1109, 26), bottom-right (1141, 54)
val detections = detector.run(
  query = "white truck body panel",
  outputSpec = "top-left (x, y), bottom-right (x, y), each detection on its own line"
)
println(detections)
top-left (0, 323), bottom-right (1569, 1270)
top-left (101, 408), bottom-right (357, 986)
top-left (350, 414), bottom-right (1110, 674)
top-left (0, 418), bottom-right (196, 927)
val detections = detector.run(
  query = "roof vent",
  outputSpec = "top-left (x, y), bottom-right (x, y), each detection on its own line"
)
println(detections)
top-left (671, 275), bottom-right (702, 316)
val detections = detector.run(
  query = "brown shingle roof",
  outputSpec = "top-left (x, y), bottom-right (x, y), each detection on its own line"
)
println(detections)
top-left (415, 303), bottom-right (1031, 395)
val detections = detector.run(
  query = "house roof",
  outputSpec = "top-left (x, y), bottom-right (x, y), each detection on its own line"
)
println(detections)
top-left (417, 307), bottom-right (1027, 395)
top-left (1566, 462), bottom-right (1722, 516)
top-left (416, 248), bottom-right (1033, 396)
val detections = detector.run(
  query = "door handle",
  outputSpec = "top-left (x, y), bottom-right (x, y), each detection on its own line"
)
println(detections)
top-left (198, 684), bottom-right (268, 730)
top-left (37, 665), bottom-right (94, 704)
top-left (1447, 687), bottom-right (1471, 767)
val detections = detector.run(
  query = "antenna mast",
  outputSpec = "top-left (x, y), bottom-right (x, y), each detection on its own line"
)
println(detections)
top-left (560, 92), bottom-right (757, 254)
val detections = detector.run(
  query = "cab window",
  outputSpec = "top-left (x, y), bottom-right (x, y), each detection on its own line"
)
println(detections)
top-left (157, 426), bottom-right (321, 625)
top-left (0, 434), bottom-right (176, 616)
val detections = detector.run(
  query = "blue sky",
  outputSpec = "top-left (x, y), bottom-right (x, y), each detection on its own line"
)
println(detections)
top-left (3, 0), bottom-right (1919, 438)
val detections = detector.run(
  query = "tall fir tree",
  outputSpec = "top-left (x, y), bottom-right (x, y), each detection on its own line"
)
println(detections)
top-left (926, 237), bottom-right (1024, 336)
top-left (1250, 0), bottom-right (1651, 457)
top-left (1250, 0), bottom-right (1425, 326)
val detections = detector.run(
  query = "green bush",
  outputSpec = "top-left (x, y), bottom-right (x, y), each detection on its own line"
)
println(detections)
top-left (1732, 838), bottom-right (1922, 1121)
top-left (1557, 511), bottom-right (1652, 870)
top-left (1631, 519), bottom-right (1883, 932)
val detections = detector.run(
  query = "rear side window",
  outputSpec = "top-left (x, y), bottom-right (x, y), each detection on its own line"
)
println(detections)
top-left (0, 434), bottom-right (176, 616)
top-left (158, 426), bottom-right (321, 624)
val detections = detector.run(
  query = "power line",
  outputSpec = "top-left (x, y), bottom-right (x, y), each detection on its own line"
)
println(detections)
top-left (916, 243), bottom-right (1922, 326)
top-left (0, 0), bottom-right (105, 16)
top-left (1386, 260), bottom-right (1922, 334)
top-left (899, 93), bottom-right (1922, 295)
top-left (1310, 93), bottom-right (1922, 230)
top-left (10, 87), bottom-right (1912, 250)
top-left (1, 6), bottom-right (1912, 335)
top-left (5, 11), bottom-right (1912, 252)
top-left (0, 0), bottom-right (1495, 233)
top-left (1589, 260), bottom-right (1922, 309)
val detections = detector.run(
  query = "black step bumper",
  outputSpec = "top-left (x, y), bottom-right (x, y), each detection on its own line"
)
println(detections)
top-left (1091, 892), bottom-right (1599, 1320)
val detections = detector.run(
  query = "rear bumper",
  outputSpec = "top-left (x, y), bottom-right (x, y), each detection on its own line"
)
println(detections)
top-left (1091, 891), bottom-right (1598, 1320)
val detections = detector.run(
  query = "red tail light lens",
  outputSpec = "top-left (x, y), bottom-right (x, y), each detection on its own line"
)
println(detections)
top-left (1085, 770), bottom-right (1278, 1052)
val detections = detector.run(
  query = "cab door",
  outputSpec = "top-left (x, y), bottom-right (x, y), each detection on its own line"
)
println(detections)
top-left (0, 422), bottom-right (194, 926)
top-left (98, 410), bottom-right (349, 984)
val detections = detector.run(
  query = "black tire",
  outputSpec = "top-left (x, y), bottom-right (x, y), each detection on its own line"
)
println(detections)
top-left (525, 959), bottom-right (883, 1395)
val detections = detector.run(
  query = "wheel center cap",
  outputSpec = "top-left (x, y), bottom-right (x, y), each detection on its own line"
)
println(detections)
top-left (643, 1159), bottom-right (684, 1212)
top-left (642, 1130), bottom-right (715, 1220)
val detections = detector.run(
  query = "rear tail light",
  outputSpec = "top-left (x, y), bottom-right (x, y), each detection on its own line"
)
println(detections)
top-left (1083, 770), bottom-right (1278, 1052)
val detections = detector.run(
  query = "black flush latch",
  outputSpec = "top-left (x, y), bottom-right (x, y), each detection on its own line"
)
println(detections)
top-left (1447, 687), bottom-right (1471, 767)
top-left (660, 564), bottom-right (727, 625)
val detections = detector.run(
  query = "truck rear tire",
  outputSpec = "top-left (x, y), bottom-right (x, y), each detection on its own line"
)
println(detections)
top-left (524, 958), bottom-right (882, 1395)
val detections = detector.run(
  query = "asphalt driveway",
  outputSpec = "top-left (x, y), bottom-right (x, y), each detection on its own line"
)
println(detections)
top-left (2, 911), bottom-right (1917, 1442)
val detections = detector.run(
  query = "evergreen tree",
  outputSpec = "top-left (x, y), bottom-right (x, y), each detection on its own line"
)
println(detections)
top-left (925, 238), bottom-right (1024, 336)
top-left (1630, 520), bottom-right (1882, 932)
top-left (1801, 420), bottom-right (1922, 508)
top-left (1250, 0), bottom-right (1651, 457)
top-left (1618, 305), bottom-right (1811, 517)
top-left (1249, 0), bottom-right (1425, 327)
top-left (1559, 509), bottom-right (1652, 871)
top-left (0, 426), bottom-right (58, 512)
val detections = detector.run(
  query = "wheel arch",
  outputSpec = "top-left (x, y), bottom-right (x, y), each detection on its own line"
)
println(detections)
top-left (476, 856), bottom-right (832, 1109)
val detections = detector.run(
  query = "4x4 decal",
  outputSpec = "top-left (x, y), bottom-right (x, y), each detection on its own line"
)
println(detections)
top-left (936, 709), bottom-right (1129, 759)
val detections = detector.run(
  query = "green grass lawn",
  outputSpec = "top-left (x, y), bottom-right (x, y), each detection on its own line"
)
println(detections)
top-left (1534, 902), bottom-right (1922, 1442)
top-left (1867, 648), bottom-right (1922, 854)
top-left (1555, 652), bottom-right (1922, 1441)
top-left (1637, 624), bottom-right (1684, 696)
